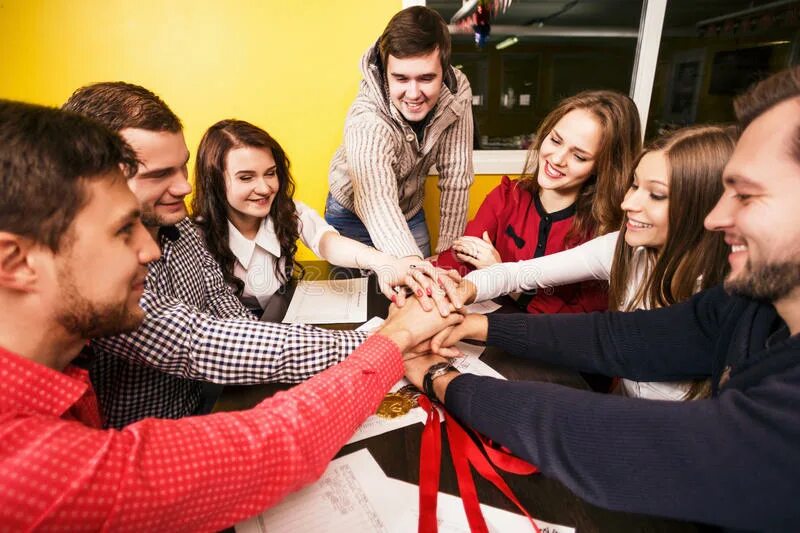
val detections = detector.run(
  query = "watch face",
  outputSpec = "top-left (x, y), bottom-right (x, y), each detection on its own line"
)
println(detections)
top-left (427, 362), bottom-right (451, 374)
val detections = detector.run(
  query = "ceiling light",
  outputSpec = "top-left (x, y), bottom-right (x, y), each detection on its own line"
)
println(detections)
top-left (495, 36), bottom-right (519, 50)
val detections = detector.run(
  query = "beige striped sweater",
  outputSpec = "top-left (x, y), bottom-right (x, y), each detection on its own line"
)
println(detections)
top-left (328, 43), bottom-right (474, 258)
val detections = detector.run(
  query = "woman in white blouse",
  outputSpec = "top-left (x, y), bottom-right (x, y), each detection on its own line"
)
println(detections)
top-left (191, 119), bottom-right (454, 314)
top-left (449, 125), bottom-right (737, 400)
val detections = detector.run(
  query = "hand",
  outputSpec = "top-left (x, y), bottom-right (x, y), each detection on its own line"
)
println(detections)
top-left (402, 352), bottom-right (460, 402)
top-left (379, 259), bottom-right (464, 317)
top-left (430, 314), bottom-right (489, 356)
top-left (456, 279), bottom-right (478, 306)
top-left (377, 297), bottom-right (464, 352)
top-left (453, 232), bottom-right (501, 269)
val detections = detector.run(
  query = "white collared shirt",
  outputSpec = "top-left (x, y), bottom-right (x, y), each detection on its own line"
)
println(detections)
top-left (228, 201), bottom-right (337, 309)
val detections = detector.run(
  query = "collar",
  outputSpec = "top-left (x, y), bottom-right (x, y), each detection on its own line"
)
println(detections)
top-left (158, 224), bottom-right (181, 243)
top-left (228, 217), bottom-right (281, 266)
top-left (0, 345), bottom-right (89, 418)
top-left (533, 193), bottom-right (576, 221)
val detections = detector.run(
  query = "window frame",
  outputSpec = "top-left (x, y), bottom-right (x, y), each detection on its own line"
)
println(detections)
top-left (408, 0), bottom-right (667, 174)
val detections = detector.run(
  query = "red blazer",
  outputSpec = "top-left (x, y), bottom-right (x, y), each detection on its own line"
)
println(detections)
top-left (437, 176), bottom-right (608, 314)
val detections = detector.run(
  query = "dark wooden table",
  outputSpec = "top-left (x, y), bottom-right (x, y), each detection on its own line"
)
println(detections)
top-left (215, 262), bottom-right (708, 533)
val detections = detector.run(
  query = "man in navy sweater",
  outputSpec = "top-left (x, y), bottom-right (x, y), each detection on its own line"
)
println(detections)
top-left (404, 67), bottom-right (800, 531)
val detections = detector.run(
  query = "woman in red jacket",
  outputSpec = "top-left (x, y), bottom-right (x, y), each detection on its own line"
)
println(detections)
top-left (437, 90), bottom-right (641, 314)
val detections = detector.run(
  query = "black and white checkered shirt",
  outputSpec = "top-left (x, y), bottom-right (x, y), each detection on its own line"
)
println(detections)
top-left (90, 218), bottom-right (366, 428)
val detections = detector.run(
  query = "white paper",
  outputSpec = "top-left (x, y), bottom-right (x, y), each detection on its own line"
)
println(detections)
top-left (465, 299), bottom-right (503, 314)
top-left (356, 316), bottom-right (385, 333)
top-left (348, 317), bottom-right (504, 444)
top-left (520, 93), bottom-right (531, 106)
top-left (282, 277), bottom-right (368, 324)
top-left (235, 449), bottom-right (574, 533)
top-left (235, 449), bottom-right (393, 533)
top-left (449, 341), bottom-right (505, 380)
top-left (387, 479), bottom-right (574, 533)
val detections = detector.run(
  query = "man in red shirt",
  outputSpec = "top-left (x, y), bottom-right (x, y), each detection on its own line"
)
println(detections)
top-left (0, 101), bottom-right (462, 530)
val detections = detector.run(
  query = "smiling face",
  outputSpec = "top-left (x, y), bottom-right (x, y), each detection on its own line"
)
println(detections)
top-left (224, 146), bottom-right (280, 235)
top-left (49, 174), bottom-right (160, 338)
top-left (704, 97), bottom-right (800, 302)
top-left (386, 48), bottom-right (443, 123)
top-left (120, 128), bottom-right (192, 228)
top-left (537, 108), bottom-right (602, 197)
top-left (621, 150), bottom-right (671, 249)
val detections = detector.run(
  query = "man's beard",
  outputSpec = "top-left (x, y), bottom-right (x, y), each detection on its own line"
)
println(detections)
top-left (55, 268), bottom-right (144, 339)
top-left (725, 260), bottom-right (800, 302)
top-left (140, 205), bottom-right (167, 228)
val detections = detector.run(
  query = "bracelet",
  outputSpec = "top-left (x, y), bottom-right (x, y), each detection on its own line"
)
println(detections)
top-left (422, 362), bottom-right (458, 399)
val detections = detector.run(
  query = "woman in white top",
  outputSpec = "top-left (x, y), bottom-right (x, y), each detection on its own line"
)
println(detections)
top-left (452, 125), bottom-right (737, 400)
top-left (191, 119), bottom-right (454, 314)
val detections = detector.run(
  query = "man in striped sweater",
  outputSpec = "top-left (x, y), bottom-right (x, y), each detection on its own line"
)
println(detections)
top-left (325, 6), bottom-right (474, 260)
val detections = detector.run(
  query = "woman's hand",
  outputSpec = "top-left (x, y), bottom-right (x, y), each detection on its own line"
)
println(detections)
top-left (376, 258), bottom-right (465, 317)
top-left (452, 231), bottom-right (501, 269)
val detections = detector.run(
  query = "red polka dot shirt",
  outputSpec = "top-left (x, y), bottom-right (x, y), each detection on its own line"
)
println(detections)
top-left (0, 335), bottom-right (402, 531)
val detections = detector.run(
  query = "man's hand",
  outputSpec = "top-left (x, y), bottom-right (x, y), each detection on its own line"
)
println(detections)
top-left (402, 352), bottom-right (460, 403)
top-left (376, 297), bottom-right (464, 352)
top-left (453, 231), bottom-right (501, 269)
top-left (430, 314), bottom-right (489, 355)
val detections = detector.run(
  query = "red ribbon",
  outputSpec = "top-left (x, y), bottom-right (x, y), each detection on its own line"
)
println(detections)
top-left (417, 395), bottom-right (541, 533)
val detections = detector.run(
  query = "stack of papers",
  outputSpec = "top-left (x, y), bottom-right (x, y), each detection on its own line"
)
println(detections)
top-left (347, 318), bottom-right (503, 445)
top-left (282, 278), bottom-right (368, 324)
top-left (235, 449), bottom-right (573, 533)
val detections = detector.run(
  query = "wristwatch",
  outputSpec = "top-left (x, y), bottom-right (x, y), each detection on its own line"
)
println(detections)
top-left (422, 362), bottom-right (458, 399)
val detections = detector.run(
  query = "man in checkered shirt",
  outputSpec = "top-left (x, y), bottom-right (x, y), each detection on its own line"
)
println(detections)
top-left (63, 82), bottom-right (367, 428)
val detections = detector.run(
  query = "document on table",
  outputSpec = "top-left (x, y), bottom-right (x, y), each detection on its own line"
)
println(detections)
top-left (235, 449), bottom-right (393, 533)
top-left (346, 318), bottom-right (504, 444)
top-left (464, 299), bottom-right (503, 314)
top-left (282, 277), bottom-right (367, 324)
top-left (387, 479), bottom-right (574, 533)
top-left (235, 449), bottom-right (574, 533)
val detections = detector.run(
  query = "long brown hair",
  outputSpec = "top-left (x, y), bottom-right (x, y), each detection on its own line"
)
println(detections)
top-left (609, 125), bottom-right (736, 400)
top-left (609, 125), bottom-right (735, 312)
top-left (519, 90), bottom-right (642, 245)
top-left (191, 120), bottom-right (302, 295)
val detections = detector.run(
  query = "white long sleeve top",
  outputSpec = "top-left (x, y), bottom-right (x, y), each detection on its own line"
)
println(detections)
top-left (465, 231), bottom-right (693, 401)
top-left (229, 201), bottom-right (337, 310)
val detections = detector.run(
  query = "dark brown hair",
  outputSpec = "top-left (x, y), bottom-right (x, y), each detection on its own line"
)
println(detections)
top-left (519, 90), bottom-right (642, 246)
top-left (62, 81), bottom-right (182, 133)
top-left (379, 6), bottom-right (451, 73)
top-left (0, 100), bottom-right (138, 251)
top-left (609, 125), bottom-right (735, 312)
top-left (734, 66), bottom-right (800, 162)
top-left (191, 120), bottom-right (302, 294)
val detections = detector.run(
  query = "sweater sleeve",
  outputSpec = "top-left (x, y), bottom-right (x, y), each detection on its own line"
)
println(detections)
top-left (486, 286), bottom-right (729, 381)
top-left (444, 366), bottom-right (800, 531)
top-left (2, 335), bottom-right (404, 531)
top-left (346, 118), bottom-right (422, 259)
top-left (434, 87), bottom-right (474, 253)
top-left (465, 231), bottom-right (618, 302)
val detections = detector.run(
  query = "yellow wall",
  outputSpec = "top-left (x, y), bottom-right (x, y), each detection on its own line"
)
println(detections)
top-left (423, 174), bottom-right (506, 252)
top-left (0, 0), bottom-right (404, 258)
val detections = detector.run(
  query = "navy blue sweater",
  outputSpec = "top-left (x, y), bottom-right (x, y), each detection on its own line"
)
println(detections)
top-left (444, 285), bottom-right (800, 532)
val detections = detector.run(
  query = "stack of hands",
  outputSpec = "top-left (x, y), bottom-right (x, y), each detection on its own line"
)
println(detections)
top-left (374, 262), bottom-right (488, 403)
